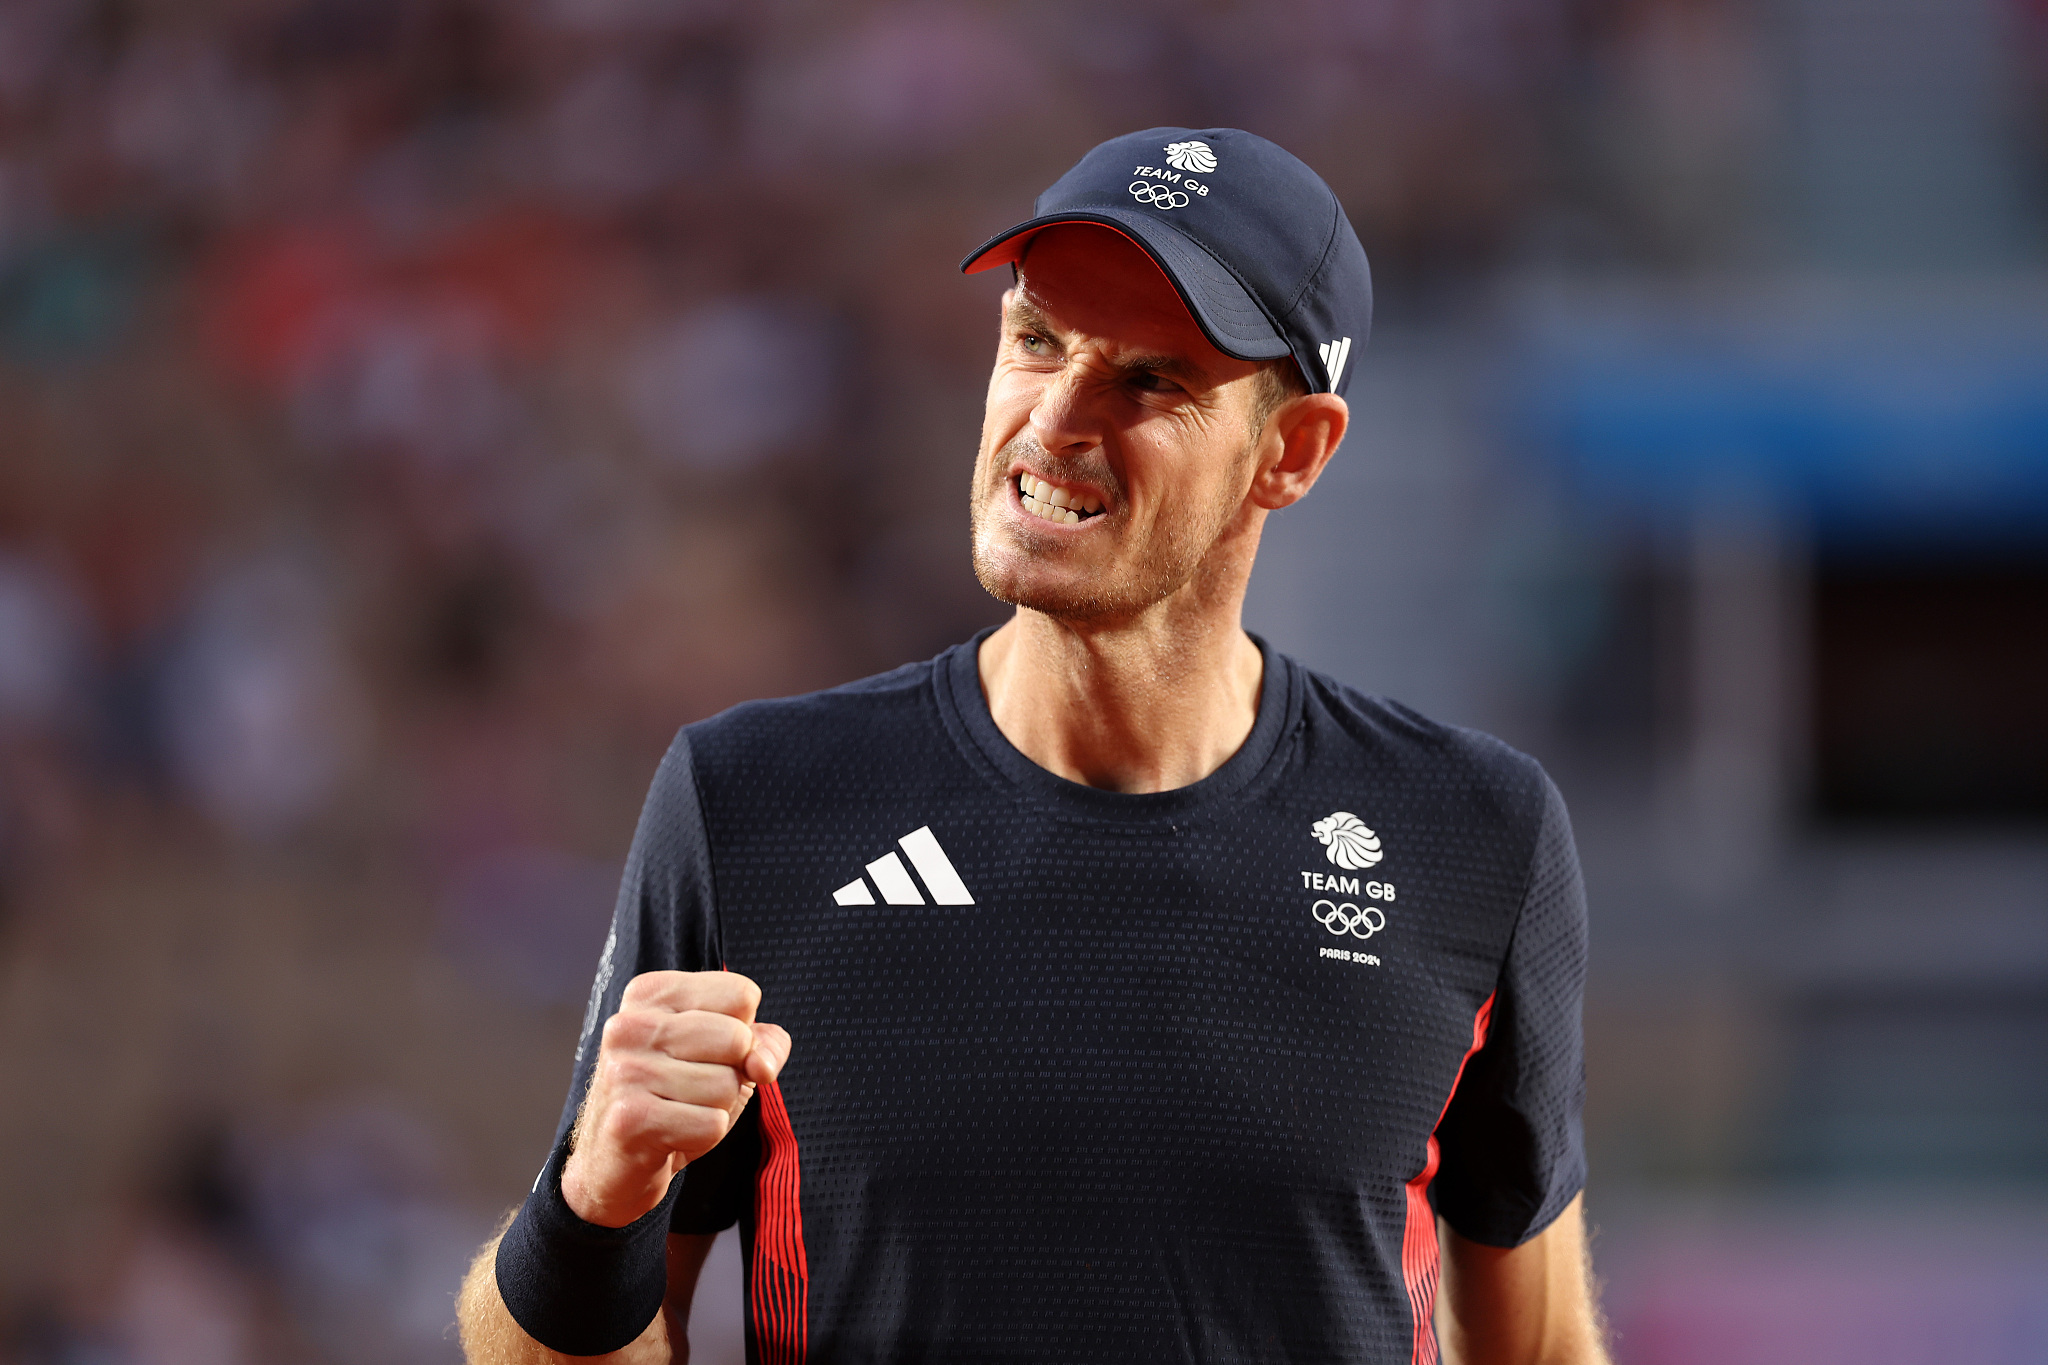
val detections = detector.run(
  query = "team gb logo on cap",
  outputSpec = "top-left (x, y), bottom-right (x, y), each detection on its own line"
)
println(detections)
top-left (1312, 812), bottom-right (1383, 869)
top-left (1164, 140), bottom-right (1218, 174)
top-left (1131, 142), bottom-right (1217, 210)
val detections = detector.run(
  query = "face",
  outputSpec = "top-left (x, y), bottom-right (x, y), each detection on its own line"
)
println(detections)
top-left (968, 224), bottom-right (1273, 624)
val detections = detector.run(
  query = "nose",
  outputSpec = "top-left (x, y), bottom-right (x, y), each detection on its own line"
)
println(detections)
top-left (1028, 364), bottom-right (1104, 458)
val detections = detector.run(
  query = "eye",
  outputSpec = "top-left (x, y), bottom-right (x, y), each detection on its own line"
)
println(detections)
top-left (1128, 370), bottom-right (1181, 395)
top-left (1018, 332), bottom-right (1048, 354)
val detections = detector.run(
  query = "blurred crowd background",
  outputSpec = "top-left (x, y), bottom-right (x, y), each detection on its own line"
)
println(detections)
top-left (1, 0), bottom-right (2045, 1361)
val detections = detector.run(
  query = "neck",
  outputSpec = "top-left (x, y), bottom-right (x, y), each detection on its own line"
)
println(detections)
top-left (977, 578), bottom-right (1265, 795)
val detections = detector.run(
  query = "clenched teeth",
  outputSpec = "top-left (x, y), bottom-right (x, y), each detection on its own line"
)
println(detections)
top-left (1017, 474), bottom-right (1103, 525)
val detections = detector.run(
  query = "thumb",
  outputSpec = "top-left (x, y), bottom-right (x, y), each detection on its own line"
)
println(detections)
top-left (743, 1022), bottom-right (792, 1086)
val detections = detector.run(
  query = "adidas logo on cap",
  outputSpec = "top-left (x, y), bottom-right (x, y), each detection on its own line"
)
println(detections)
top-left (1318, 337), bottom-right (1352, 389)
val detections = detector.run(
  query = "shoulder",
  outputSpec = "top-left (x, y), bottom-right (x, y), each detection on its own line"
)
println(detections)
top-left (679, 652), bottom-right (945, 777)
top-left (1291, 658), bottom-right (1558, 836)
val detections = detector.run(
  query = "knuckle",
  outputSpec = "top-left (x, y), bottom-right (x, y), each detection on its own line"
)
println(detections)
top-left (674, 1011), bottom-right (738, 1061)
top-left (606, 1054), bottom-right (652, 1090)
top-left (705, 1067), bottom-right (742, 1108)
top-left (678, 970), bottom-right (730, 1006)
top-left (622, 970), bottom-right (684, 1007)
top-left (693, 1017), bottom-right (749, 1064)
top-left (601, 1011), bottom-right (653, 1052)
top-left (602, 1094), bottom-right (653, 1142)
top-left (680, 1105), bottom-right (730, 1148)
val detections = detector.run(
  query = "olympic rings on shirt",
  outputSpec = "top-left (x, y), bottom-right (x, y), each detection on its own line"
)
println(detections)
top-left (1313, 899), bottom-right (1386, 940)
top-left (1129, 181), bottom-right (1189, 210)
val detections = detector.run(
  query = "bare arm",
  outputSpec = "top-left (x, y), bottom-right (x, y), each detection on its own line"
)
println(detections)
top-left (1436, 1193), bottom-right (1612, 1365)
top-left (458, 1225), bottom-right (719, 1365)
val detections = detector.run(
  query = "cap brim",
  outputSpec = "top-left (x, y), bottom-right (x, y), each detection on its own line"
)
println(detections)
top-left (960, 209), bottom-right (1292, 363)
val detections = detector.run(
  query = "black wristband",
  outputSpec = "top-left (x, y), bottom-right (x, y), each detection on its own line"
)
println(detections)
top-left (495, 1141), bottom-right (683, 1356)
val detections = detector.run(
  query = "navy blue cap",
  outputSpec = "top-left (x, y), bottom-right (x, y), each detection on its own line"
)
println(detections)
top-left (961, 127), bottom-right (1372, 397)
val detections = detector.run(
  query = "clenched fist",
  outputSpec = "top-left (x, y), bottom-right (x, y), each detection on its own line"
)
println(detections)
top-left (560, 970), bottom-right (791, 1228)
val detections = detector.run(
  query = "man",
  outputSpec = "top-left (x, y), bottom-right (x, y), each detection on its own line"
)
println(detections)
top-left (457, 127), bottom-right (1611, 1364)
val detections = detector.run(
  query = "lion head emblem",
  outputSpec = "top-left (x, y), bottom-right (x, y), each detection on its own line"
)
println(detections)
top-left (1164, 140), bottom-right (1217, 174)
top-left (1311, 812), bottom-right (1383, 869)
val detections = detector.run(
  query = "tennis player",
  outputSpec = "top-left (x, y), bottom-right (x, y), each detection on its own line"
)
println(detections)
top-left (458, 127), bottom-right (1611, 1364)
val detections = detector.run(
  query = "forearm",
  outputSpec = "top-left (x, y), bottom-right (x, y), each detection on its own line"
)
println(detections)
top-left (457, 971), bottom-right (775, 1362)
top-left (457, 1223), bottom-right (676, 1365)
top-left (1437, 1194), bottom-right (1612, 1365)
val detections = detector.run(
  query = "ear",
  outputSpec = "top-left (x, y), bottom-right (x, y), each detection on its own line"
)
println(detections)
top-left (1249, 393), bottom-right (1348, 511)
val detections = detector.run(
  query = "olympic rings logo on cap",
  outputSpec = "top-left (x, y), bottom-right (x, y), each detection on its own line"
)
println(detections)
top-left (1129, 181), bottom-right (1189, 211)
top-left (1313, 899), bottom-right (1386, 940)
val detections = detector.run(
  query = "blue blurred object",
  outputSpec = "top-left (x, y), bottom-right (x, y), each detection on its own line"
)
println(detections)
top-left (0, 224), bottom-right (150, 363)
top-left (1520, 287), bottom-right (2048, 544)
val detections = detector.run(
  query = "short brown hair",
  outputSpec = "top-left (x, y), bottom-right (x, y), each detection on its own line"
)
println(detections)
top-left (1248, 357), bottom-right (1310, 439)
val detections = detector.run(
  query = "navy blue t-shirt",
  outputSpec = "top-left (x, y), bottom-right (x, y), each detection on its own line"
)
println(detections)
top-left (535, 633), bottom-right (1586, 1364)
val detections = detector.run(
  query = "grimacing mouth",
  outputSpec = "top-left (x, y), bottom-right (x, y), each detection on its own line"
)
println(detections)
top-left (1013, 470), bottom-right (1105, 525)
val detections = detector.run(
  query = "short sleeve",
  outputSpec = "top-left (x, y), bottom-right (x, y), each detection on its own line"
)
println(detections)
top-left (542, 728), bottom-right (750, 1232)
top-left (1429, 772), bottom-right (1589, 1247)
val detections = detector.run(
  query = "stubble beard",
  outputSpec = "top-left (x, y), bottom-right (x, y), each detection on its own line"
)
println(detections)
top-left (969, 432), bottom-right (1254, 624)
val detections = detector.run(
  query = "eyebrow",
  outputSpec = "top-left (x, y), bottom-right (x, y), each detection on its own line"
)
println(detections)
top-left (1004, 295), bottom-right (1202, 383)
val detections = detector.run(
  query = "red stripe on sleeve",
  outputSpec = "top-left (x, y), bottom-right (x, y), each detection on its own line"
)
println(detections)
top-left (1402, 992), bottom-right (1496, 1365)
top-left (750, 1080), bottom-right (809, 1365)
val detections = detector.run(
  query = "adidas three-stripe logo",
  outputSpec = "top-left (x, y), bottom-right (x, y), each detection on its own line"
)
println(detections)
top-left (832, 826), bottom-right (975, 906)
top-left (1318, 336), bottom-right (1352, 389)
